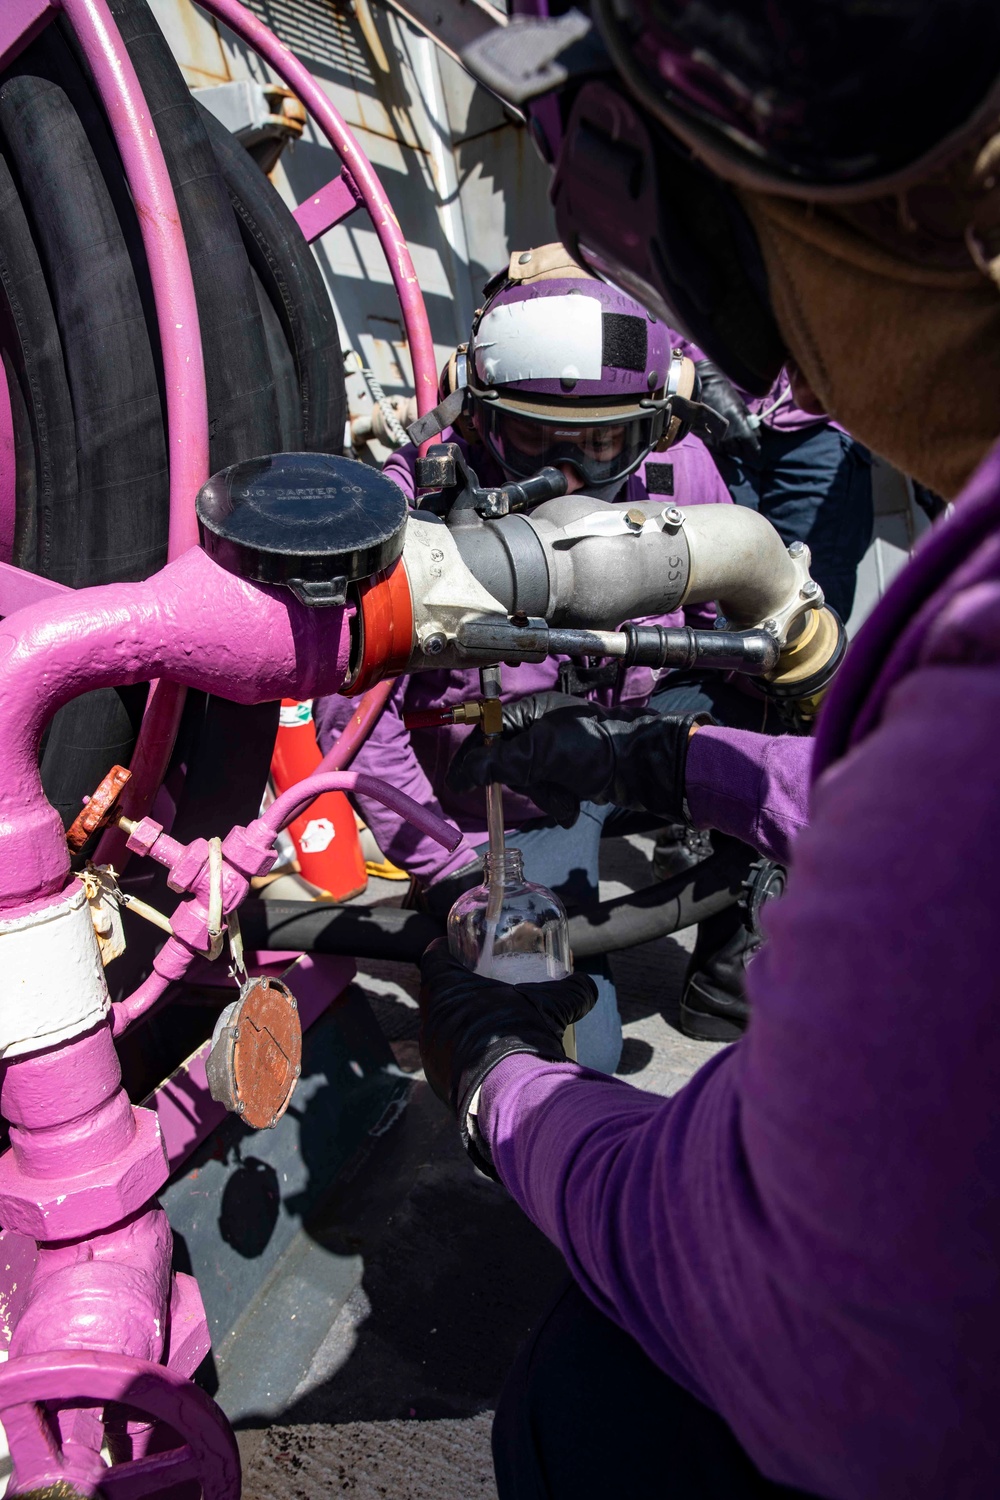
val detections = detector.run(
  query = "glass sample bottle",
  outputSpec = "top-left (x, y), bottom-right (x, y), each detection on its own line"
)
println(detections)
top-left (447, 848), bottom-right (571, 983)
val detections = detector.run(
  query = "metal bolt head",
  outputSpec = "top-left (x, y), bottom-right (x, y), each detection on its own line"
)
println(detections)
top-left (268, 1115), bottom-right (278, 1130)
top-left (800, 579), bottom-right (820, 598)
top-left (237, 1101), bottom-right (246, 1115)
top-left (714, 615), bottom-right (729, 632)
top-left (662, 505), bottom-right (684, 528)
top-left (294, 1063), bottom-right (302, 1078)
top-left (624, 508), bottom-right (645, 533)
top-left (422, 632), bottom-right (447, 656)
top-left (788, 540), bottom-right (806, 557)
top-left (762, 618), bottom-right (779, 636)
top-left (231, 1027), bottom-right (240, 1041)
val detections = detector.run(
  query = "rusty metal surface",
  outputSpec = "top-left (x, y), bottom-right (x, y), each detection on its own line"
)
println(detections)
top-left (65, 765), bottom-right (132, 854)
top-left (207, 977), bottom-right (303, 1130)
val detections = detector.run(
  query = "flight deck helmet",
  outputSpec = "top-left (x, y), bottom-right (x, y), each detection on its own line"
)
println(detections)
top-left (464, 243), bottom-right (708, 488)
top-left (462, 1), bottom-right (1000, 394)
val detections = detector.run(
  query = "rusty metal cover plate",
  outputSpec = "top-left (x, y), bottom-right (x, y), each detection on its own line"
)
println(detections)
top-left (65, 765), bottom-right (132, 854)
top-left (206, 977), bottom-right (302, 1130)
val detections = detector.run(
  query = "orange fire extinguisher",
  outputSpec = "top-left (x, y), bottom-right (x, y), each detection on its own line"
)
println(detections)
top-left (270, 700), bottom-right (367, 901)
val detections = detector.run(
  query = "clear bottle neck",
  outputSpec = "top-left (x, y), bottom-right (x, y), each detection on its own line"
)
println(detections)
top-left (483, 848), bottom-right (524, 886)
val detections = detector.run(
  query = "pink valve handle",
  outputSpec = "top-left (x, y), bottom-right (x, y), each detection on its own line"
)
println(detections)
top-left (0, 1349), bottom-right (239, 1497)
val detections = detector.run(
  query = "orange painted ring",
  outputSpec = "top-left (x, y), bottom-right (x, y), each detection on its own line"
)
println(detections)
top-left (342, 557), bottom-right (415, 696)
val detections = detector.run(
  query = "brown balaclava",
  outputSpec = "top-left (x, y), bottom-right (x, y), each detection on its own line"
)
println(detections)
top-left (736, 128), bottom-right (1000, 498)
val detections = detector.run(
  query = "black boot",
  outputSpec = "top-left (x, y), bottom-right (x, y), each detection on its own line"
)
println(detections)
top-left (680, 903), bottom-right (759, 1042)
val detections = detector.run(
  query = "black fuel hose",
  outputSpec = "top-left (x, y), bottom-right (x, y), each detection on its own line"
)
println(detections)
top-left (237, 838), bottom-right (753, 965)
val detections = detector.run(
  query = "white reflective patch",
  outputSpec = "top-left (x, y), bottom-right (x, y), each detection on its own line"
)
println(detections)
top-left (474, 296), bottom-right (602, 385)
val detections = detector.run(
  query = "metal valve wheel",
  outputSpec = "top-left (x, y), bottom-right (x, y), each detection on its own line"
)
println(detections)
top-left (0, 1350), bottom-right (239, 1498)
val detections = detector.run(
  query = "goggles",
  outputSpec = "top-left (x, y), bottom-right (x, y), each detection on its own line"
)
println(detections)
top-left (471, 397), bottom-right (660, 487)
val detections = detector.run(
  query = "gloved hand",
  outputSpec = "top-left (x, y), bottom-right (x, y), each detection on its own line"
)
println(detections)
top-left (418, 938), bottom-right (597, 1175)
top-left (694, 359), bottom-right (762, 463)
top-left (448, 694), bottom-right (712, 828)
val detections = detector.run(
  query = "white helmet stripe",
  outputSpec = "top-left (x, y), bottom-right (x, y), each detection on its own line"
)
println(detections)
top-left (473, 295), bottom-right (602, 385)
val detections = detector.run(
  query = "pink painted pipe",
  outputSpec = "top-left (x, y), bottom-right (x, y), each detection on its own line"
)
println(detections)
top-left (0, 547), bottom-right (352, 911)
top-left (0, 1025), bottom-right (173, 1391)
top-left (199, 0), bottom-right (439, 419)
top-left (60, 0), bottom-right (211, 855)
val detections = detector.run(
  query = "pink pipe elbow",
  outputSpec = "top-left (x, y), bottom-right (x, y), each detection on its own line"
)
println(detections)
top-left (0, 548), bottom-right (352, 911)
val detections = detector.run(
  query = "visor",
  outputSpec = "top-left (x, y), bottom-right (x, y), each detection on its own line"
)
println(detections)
top-left (470, 393), bottom-right (663, 486)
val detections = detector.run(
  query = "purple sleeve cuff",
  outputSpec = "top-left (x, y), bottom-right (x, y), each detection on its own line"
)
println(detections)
top-left (685, 725), bottom-right (813, 864)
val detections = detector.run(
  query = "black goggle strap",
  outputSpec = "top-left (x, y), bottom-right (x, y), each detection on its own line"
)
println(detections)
top-left (406, 388), bottom-right (468, 447)
top-left (642, 393), bottom-right (728, 447)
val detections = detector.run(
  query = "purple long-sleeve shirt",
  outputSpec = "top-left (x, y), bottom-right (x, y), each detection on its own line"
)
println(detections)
top-left (315, 432), bottom-right (732, 882)
top-left (479, 442), bottom-right (1000, 1497)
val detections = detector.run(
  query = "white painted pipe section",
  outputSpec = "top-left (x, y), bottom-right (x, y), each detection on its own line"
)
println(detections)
top-left (0, 886), bottom-right (110, 1058)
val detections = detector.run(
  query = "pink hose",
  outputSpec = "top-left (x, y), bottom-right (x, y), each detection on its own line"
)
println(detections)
top-left (264, 770), bottom-right (460, 851)
top-left (197, 0), bottom-right (439, 419)
top-left (0, 354), bottom-right (15, 566)
top-left (63, 0), bottom-right (210, 861)
top-left (317, 678), bottom-right (396, 773)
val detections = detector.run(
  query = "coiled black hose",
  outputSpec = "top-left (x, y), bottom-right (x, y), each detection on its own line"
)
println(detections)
top-left (237, 837), bottom-right (754, 965)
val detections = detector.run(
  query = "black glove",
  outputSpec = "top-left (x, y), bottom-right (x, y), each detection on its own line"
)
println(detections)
top-left (416, 856), bottom-right (484, 920)
top-left (694, 360), bottom-right (761, 463)
top-left (448, 694), bottom-right (712, 828)
top-left (418, 938), bottom-right (598, 1175)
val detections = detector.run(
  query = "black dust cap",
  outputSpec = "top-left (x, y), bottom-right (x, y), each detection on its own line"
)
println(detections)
top-left (196, 452), bottom-right (407, 606)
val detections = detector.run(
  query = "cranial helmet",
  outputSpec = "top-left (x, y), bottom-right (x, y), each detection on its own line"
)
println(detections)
top-left (461, 243), bottom-right (711, 486)
top-left (461, 1), bottom-right (1000, 395)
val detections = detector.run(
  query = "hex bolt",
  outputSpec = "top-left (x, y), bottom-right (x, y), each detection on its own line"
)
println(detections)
top-left (268, 1116), bottom-right (278, 1129)
top-left (624, 509), bottom-right (645, 533)
top-left (714, 615), bottom-right (729, 631)
top-left (662, 505), bottom-right (684, 528)
top-left (289, 998), bottom-right (298, 1010)
top-left (231, 1028), bottom-right (240, 1041)
top-left (294, 1064), bottom-right (302, 1078)
top-left (422, 632), bottom-right (447, 656)
top-left (788, 540), bottom-right (806, 557)
top-left (800, 580), bottom-right (820, 598)
top-left (237, 1101), bottom-right (246, 1115)
top-left (762, 618), bottom-right (779, 636)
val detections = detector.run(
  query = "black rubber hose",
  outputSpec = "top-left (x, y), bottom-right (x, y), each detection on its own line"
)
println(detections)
top-left (0, 149), bottom-right (77, 575)
top-left (236, 840), bottom-right (754, 964)
top-left (197, 101), bottom-right (347, 455)
top-left (252, 265), bottom-right (303, 451)
top-left (0, 51), bottom-right (168, 587)
top-left (103, 0), bottom-right (281, 473)
top-left (0, 38), bottom-right (168, 825)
